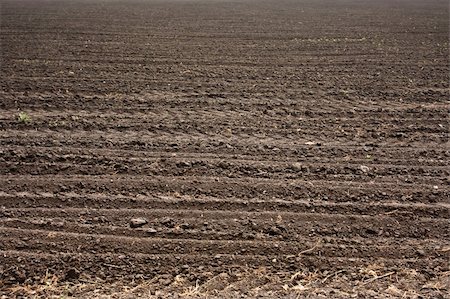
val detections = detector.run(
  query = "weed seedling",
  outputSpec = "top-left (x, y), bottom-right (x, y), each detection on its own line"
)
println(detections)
top-left (18, 112), bottom-right (31, 123)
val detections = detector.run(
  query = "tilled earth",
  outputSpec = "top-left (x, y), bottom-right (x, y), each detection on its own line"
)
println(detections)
top-left (0, 0), bottom-right (449, 298)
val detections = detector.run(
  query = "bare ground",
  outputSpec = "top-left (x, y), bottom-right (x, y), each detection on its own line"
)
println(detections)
top-left (0, 0), bottom-right (449, 297)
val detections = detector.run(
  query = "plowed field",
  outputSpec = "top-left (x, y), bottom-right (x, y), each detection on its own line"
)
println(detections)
top-left (1, 0), bottom-right (449, 298)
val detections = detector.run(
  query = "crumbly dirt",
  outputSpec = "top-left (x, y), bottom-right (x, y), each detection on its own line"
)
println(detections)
top-left (0, 0), bottom-right (449, 298)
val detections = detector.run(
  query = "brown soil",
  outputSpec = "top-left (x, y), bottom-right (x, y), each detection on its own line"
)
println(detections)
top-left (0, 0), bottom-right (449, 298)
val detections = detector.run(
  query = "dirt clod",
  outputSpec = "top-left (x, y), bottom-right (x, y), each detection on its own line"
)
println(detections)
top-left (65, 268), bottom-right (80, 280)
top-left (129, 218), bottom-right (148, 228)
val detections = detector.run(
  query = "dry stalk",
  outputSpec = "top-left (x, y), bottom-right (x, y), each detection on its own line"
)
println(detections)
top-left (298, 241), bottom-right (320, 256)
top-left (361, 271), bottom-right (395, 286)
top-left (321, 270), bottom-right (346, 283)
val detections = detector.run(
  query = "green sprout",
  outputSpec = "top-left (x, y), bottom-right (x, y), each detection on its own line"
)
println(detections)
top-left (18, 111), bottom-right (31, 123)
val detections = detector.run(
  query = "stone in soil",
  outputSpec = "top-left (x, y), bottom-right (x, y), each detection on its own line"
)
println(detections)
top-left (145, 228), bottom-right (158, 235)
top-left (130, 217), bottom-right (148, 228)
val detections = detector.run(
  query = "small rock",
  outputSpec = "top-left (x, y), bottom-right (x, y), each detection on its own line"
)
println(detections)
top-left (255, 232), bottom-right (265, 240)
top-left (242, 233), bottom-right (256, 240)
top-left (359, 165), bottom-right (370, 173)
top-left (181, 265), bottom-right (189, 270)
top-left (177, 161), bottom-right (191, 167)
top-left (51, 221), bottom-right (65, 228)
top-left (366, 228), bottom-right (378, 235)
top-left (159, 278), bottom-right (172, 286)
top-left (291, 162), bottom-right (303, 170)
top-left (160, 217), bottom-right (175, 228)
top-left (15, 242), bottom-right (28, 249)
top-left (267, 226), bottom-right (282, 236)
top-left (180, 223), bottom-right (190, 229)
top-left (145, 228), bottom-right (157, 235)
top-left (130, 217), bottom-right (148, 228)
